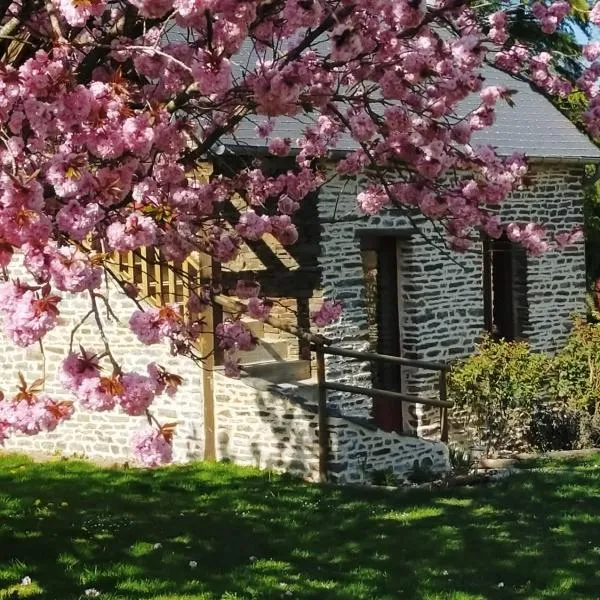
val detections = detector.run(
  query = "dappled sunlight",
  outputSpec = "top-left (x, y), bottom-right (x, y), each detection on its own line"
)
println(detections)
top-left (1, 454), bottom-right (600, 599)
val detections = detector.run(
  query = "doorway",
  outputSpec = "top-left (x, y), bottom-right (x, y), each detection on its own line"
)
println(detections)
top-left (360, 236), bottom-right (404, 432)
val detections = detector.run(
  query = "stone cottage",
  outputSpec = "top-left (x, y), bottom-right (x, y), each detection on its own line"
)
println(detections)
top-left (2, 62), bottom-right (599, 483)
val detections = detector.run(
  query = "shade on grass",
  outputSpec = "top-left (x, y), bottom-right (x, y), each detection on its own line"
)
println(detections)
top-left (1, 453), bottom-right (600, 599)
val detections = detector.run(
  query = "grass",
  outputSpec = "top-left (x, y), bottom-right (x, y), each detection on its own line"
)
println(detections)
top-left (1, 454), bottom-right (600, 600)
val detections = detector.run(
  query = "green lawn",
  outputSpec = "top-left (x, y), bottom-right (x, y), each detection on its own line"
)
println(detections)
top-left (1, 454), bottom-right (600, 600)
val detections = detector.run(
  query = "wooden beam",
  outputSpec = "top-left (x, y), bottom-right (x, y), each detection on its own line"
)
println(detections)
top-left (316, 346), bottom-right (329, 483)
top-left (199, 252), bottom-right (216, 461)
top-left (213, 294), bottom-right (332, 346)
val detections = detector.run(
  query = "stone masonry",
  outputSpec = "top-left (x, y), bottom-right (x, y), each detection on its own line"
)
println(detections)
top-left (317, 164), bottom-right (588, 437)
top-left (2, 265), bottom-right (205, 463)
top-left (214, 372), bottom-right (449, 483)
top-left (1, 162), bottom-right (586, 481)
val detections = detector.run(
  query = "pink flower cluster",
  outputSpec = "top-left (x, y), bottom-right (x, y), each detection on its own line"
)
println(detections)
top-left (106, 214), bottom-right (158, 252)
top-left (129, 305), bottom-right (182, 345)
top-left (310, 300), bottom-right (343, 328)
top-left (131, 426), bottom-right (173, 467)
top-left (247, 297), bottom-right (273, 321)
top-left (48, 246), bottom-right (102, 293)
top-left (0, 394), bottom-right (73, 439)
top-left (531, 2), bottom-right (571, 34)
top-left (59, 349), bottom-right (182, 417)
top-left (357, 185), bottom-right (390, 215)
top-left (0, 282), bottom-right (60, 347)
top-left (215, 320), bottom-right (256, 352)
top-left (0, 375), bottom-right (73, 444)
top-left (506, 222), bottom-right (549, 255)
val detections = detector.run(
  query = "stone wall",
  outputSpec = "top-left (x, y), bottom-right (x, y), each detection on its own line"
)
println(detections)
top-left (2, 262), bottom-right (205, 464)
top-left (214, 372), bottom-right (320, 477)
top-left (316, 165), bottom-right (588, 436)
top-left (214, 372), bottom-right (449, 483)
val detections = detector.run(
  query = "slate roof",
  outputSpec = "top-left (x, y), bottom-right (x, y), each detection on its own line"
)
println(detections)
top-left (220, 42), bottom-right (600, 162)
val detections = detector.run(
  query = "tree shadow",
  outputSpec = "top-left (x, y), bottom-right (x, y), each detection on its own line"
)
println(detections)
top-left (1, 454), bottom-right (600, 599)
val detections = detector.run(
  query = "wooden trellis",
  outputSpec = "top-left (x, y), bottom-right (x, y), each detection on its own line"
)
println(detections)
top-left (112, 248), bottom-right (218, 460)
top-left (114, 248), bottom-right (208, 320)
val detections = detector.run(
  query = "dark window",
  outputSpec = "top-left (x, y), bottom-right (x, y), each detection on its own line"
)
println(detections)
top-left (483, 235), bottom-right (528, 341)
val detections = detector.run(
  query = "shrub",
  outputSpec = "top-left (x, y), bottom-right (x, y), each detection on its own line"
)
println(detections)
top-left (449, 322), bottom-right (600, 455)
top-left (526, 403), bottom-right (580, 452)
top-left (370, 468), bottom-right (398, 487)
top-left (552, 317), bottom-right (600, 413)
top-left (448, 336), bottom-right (551, 454)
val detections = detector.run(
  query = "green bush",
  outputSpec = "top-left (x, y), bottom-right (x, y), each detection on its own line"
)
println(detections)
top-left (448, 336), bottom-right (551, 454)
top-left (552, 317), bottom-right (600, 412)
top-left (448, 324), bottom-right (600, 454)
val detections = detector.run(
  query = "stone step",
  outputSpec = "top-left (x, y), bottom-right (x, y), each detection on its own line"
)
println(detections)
top-left (239, 338), bottom-right (290, 364)
top-left (242, 359), bottom-right (311, 383)
top-left (241, 317), bottom-right (265, 338)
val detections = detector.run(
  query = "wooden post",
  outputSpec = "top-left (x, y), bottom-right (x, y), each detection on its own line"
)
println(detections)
top-left (199, 252), bottom-right (216, 461)
top-left (316, 346), bottom-right (329, 483)
top-left (439, 370), bottom-right (449, 443)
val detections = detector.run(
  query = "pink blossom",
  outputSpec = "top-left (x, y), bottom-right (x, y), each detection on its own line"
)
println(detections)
top-left (0, 287), bottom-right (60, 347)
top-left (268, 137), bottom-right (291, 156)
top-left (192, 50), bottom-right (232, 97)
top-left (357, 185), bottom-right (390, 215)
top-left (234, 280), bottom-right (260, 300)
top-left (583, 42), bottom-right (600, 63)
top-left (310, 300), bottom-right (342, 328)
top-left (59, 350), bottom-right (101, 393)
top-left (45, 156), bottom-right (93, 199)
top-left (127, 0), bottom-right (172, 18)
top-left (247, 297), bottom-right (272, 321)
top-left (236, 211), bottom-right (271, 241)
top-left (122, 115), bottom-right (155, 156)
top-left (56, 200), bottom-right (102, 241)
top-left (129, 306), bottom-right (182, 345)
top-left (49, 247), bottom-right (102, 293)
top-left (210, 229), bottom-right (240, 262)
top-left (106, 213), bottom-right (158, 252)
top-left (591, 1), bottom-right (600, 24)
top-left (0, 382), bottom-right (73, 438)
top-left (77, 377), bottom-right (118, 412)
top-left (256, 120), bottom-right (275, 138)
top-left (147, 363), bottom-right (183, 397)
top-left (482, 216), bottom-right (503, 239)
top-left (480, 86), bottom-right (508, 107)
top-left (488, 11), bottom-right (508, 44)
top-left (269, 216), bottom-right (299, 246)
top-left (349, 110), bottom-right (376, 142)
top-left (277, 195), bottom-right (300, 215)
top-left (215, 320), bottom-right (255, 352)
top-left (131, 426), bottom-right (173, 467)
top-left (57, 0), bottom-right (107, 26)
top-left (118, 372), bottom-right (156, 416)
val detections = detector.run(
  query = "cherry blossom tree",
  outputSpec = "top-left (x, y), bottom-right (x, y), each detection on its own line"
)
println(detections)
top-left (0, 0), bottom-right (598, 464)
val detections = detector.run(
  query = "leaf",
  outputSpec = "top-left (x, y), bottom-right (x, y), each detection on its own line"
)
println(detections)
top-left (17, 372), bottom-right (26, 389)
top-left (569, 0), bottom-right (589, 22)
top-left (30, 378), bottom-right (44, 390)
